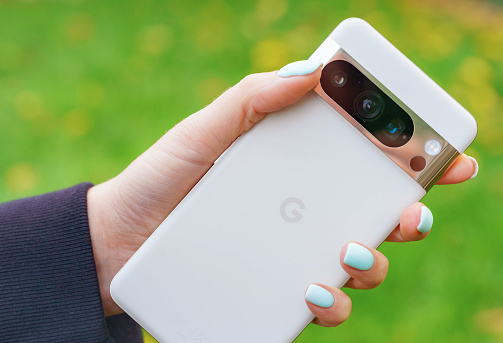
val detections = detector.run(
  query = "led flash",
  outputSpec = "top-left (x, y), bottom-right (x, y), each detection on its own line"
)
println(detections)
top-left (425, 139), bottom-right (442, 156)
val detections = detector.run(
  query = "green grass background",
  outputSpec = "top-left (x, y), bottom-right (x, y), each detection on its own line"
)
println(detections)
top-left (1, 0), bottom-right (503, 342)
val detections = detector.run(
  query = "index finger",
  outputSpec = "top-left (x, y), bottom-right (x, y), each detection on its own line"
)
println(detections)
top-left (436, 154), bottom-right (478, 185)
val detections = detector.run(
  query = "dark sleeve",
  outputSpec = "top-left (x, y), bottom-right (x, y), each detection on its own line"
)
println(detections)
top-left (0, 183), bottom-right (144, 343)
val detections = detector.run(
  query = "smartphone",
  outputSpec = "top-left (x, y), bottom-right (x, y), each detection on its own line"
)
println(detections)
top-left (110, 18), bottom-right (477, 343)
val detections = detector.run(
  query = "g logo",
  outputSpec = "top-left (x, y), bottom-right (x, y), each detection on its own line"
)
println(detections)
top-left (280, 197), bottom-right (305, 223)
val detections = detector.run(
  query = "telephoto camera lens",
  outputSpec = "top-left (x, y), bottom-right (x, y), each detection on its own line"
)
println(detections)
top-left (383, 118), bottom-right (406, 140)
top-left (355, 92), bottom-right (384, 120)
top-left (331, 71), bottom-right (347, 87)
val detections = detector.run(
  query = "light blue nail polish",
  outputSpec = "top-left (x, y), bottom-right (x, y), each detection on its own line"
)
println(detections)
top-left (305, 284), bottom-right (334, 308)
top-left (277, 60), bottom-right (322, 77)
top-left (417, 206), bottom-right (433, 233)
top-left (343, 243), bottom-right (374, 271)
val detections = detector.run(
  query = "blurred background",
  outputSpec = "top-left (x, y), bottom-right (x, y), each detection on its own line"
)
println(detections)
top-left (1, 0), bottom-right (502, 342)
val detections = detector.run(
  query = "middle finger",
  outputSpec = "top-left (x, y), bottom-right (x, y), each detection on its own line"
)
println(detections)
top-left (341, 242), bottom-right (389, 289)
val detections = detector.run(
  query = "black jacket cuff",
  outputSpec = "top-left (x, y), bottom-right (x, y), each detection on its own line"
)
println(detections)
top-left (0, 183), bottom-right (143, 342)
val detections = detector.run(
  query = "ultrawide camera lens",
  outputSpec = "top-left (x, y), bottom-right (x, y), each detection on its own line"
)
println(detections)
top-left (355, 92), bottom-right (384, 120)
top-left (331, 71), bottom-right (347, 87)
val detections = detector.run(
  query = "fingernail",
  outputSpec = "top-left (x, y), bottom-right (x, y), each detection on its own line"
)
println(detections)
top-left (277, 60), bottom-right (322, 78)
top-left (343, 243), bottom-right (374, 271)
top-left (467, 156), bottom-right (478, 179)
top-left (417, 206), bottom-right (433, 233)
top-left (305, 284), bottom-right (335, 308)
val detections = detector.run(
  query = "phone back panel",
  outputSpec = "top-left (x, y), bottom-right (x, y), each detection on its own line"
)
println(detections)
top-left (111, 92), bottom-right (426, 342)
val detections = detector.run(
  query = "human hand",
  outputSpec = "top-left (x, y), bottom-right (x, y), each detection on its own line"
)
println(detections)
top-left (87, 60), bottom-right (478, 325)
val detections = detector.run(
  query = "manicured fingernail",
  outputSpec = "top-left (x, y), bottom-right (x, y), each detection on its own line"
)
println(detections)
top-left (305, 284), bottom-right (335, 308)
top-left (467, 156), bottom-right (478, 179)
top-left (417, 206), bottom-right (433, 233)
top-left (343, 243), bottom-right (374, 271)
top-left (277, 60), bottom-right (322, 77)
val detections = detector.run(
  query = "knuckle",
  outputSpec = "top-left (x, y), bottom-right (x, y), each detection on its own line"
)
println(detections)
top-left (235, 75), bottom-right (258, 97)
top-left (236, 74), bottom-right (268, 131)
top-left (236, 73), bottom-right (268, 100)
top-left (239, 73), bottom-right (260, 88)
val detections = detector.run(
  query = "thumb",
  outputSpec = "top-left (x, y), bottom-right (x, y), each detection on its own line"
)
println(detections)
top-left (113, 60), bottom-right (322, 227)
top-left (166, 60), bottom-right (323, 165)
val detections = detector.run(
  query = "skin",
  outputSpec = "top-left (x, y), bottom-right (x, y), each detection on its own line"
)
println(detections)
top-left (87, 66), bottom-right (477, 326)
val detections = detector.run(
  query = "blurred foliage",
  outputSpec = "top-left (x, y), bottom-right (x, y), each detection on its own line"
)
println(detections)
top-left (1, 0), bottom-right (503, 342)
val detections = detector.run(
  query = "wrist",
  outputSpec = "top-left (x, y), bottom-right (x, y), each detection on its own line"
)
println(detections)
top-left (87, 180), bottom-right (124, 316)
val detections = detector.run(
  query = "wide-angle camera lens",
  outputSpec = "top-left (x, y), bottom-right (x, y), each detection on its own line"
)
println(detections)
top-left (320, 60), bottom-right (413, 147)
top-left (331, 70), bottom-right (347, 87)
top-left (355, 92), bottom-right (384, 120)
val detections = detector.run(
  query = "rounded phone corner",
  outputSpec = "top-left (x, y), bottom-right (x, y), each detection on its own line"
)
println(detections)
top-left (330, 17), bottom-right (374, 40)
top-left (448, 99), bottom-right (478, 153)
top-left (109, 272), bottom-right (122, 304)
top-left (464, 114), bottom-right (478, 151)
top-left (337, 17), bottom-right (370, 29)
top-left (468, 107), bottom-right (478, 135)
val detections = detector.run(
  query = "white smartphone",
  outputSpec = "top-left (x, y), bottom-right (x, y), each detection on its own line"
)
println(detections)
top-left (110, 18), bottom-right (477, 343)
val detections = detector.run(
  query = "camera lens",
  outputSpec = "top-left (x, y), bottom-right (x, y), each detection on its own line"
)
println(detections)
top-left (320, 60), bottom-right (414, 147)
top-left (355, 92), bottom-right (384, 120)
top-left (331, 71), bottom-right (347, 87)
top-left (383, 118), bottom-right (405, 140)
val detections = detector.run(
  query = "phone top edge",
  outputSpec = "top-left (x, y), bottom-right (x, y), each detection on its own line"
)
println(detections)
top-left (316, 17), bottom-right (477, 153)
